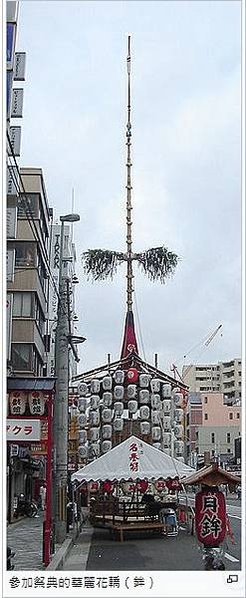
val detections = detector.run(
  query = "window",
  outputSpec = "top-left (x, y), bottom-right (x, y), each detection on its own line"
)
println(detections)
top-left (11, 344), bottom-right (32, 371)
top-left (34, 298), bottom-right (45, 336)
top-left (204, 397), bottom-right (208, 404)
top-left (211, 450), bottom-right (215, 456)
top-left (211, 433), bottom-right (215, 444)
top-left (227, 433), bottom-right (231, 444)
top-left (204, 413), bottom-right (208, 420)
top-left (15, 242), bottom-right (36, 267)
top-left (237, 413), bottom-right (240, 419)
top-left (18, 193), bottom-right (39, 218)
top-left (227, 448), bottom-right (231, 453)
top-left (229, 413), bottom-right (233, 420)
top-left (13, 292), bottom-right (33, 317)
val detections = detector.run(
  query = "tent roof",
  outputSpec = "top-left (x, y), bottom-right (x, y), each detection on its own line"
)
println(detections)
top-left (71, 435), bottom-right (195, 483)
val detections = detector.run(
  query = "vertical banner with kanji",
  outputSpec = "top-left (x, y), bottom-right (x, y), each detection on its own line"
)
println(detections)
top-left (195, 490), bottom-right (226, 546)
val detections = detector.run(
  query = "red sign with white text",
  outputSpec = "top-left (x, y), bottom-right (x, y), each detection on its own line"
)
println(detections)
top-left (195, 490), bottom-right (226, 546)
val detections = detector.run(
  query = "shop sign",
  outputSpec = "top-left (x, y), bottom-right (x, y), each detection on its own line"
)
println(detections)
top-left (7, 70), bottom-right (13, 119)
top-left (129, 441), bottom-right (139, 473)
top-left (30, 442), bottom-right (47, 456)
top-left (8, 126), bottom-right (21, 156)
top-left (7, 23), bottom-right (16, 67)
top-left (6, 294), bottom-right (13, 361)
top-left (7, 418), bottom-right (41, 442)
top-left (195, 490), bottom-right (226, 546)
top-left (9, 391), bottom-right (27, 415)
top-left (7, 248), bottom-right (15, 282)
top-left (7, 205), bottom-right (17, 236)
top-left (28, 392), bottom-right (45, 416)
top-left (13, 52), bottom-right (26, 80)
top-left (10, 444), bottom-right (19, 457)
top-left (11, 88), bottom-right (24, 118)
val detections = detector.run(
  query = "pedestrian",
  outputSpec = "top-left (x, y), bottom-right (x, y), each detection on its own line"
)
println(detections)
top-left (39, 484), bottom-right (46, 511)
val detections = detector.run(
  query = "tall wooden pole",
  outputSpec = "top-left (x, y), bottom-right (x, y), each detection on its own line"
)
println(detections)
top-left (126, 35), bottom-right (134, 313)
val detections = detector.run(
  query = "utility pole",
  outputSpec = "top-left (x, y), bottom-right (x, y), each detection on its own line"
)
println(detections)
top-left (53, 213), bottom-right (80, 544)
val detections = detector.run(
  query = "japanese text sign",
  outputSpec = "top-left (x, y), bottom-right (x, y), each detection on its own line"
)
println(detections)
top-left (129, 441), bottom-right (139, 473)
top-left (7, 418), bottom-right (41, 442)
top-left (195, 490), bottom-right (226, 546)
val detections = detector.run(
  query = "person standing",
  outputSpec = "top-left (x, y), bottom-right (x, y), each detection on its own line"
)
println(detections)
top-left (39, 484), bottom-right (46, 511)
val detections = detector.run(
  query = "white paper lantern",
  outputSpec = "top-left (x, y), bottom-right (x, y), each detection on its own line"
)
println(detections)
top-left (152, 426), bottom-right (161, 441)
top-left (90, 379), bottom-right (100, 394)
top-left (103, 392), bottom-right (112, 407)
top-left (173, 392), bottom-right (183, 407)
top-left (78, 413), bottom-right (87, 428)
top-left (90, 427), bottom-right (100, 442)
top-left (90, 441), bottom-right (100, 456)
top-left (114, 370), bottom-right (125, 384)
top-left (113, 417), bottom-right (124, 432)
top-left (153, 442), bottom-right (162, 450)
top-left (162, 399), bottom-right (171, 413)
top-left (127, 384), bottom-right (137, 399)
top-left (114, 401), bottom-right (124, 415)
top-left (78, 397), bottom-right (87, 412)
top-left (151, 394), bottom-right (161, 409)
top-left (176, 456), bottom-right (185, 462)
top-left (128, 400), bottom-right (138, 414)
top-left (163, 415), bottom-right (171, 431)
top-left (102, 440), bottom-right (112, 453)
top-left (114, 385), bottom-right (124, 400)
top-left (140, 421), bottom-right (150, 435)
top-left (9, 392), bottom-right (27, 415)
top-left (162, 384), bottom-right (172, 398)
top-left (90, 395), bottom-right (100, 410)
top-left (102, 408), bottom-right (112, 423)
top-left (78, 445), bottom-right (88, 459)
top-left (150, 378), bottom-right (161, 393)
top-left (28, 392), bottom-right (45, 416)
top-left (102, 376), bottom-right (112, 391)
top-left (78, 382), bottom-right (88, 397)
top-left (139, 373), bottom-right (150, 388)
top-left (89, 410), bottom-right (100, 426)
top-left (151, 410), bottom-right (160, 424)
top-left (102, 424), bottom-right (112, 439)
top-left (140, 405), bottom-right (150, 420)
top-left (163, 447), bottom-right (171, 456)
top-left (139, 389), bottom-right (150, 404)
top-left (79, 430), bottom-right (87, 444)
top-left (162, 432), bottom-right (171, 446)
top-left (174, 424), bottom-right (183, 439)
top-left (174, 408), bottom-right (183, 423)
top-left (174, 440), bottom-right (184, 455)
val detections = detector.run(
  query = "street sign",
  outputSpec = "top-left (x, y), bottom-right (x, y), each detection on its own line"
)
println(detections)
top-left (195, 490), bottom-right (226, 546)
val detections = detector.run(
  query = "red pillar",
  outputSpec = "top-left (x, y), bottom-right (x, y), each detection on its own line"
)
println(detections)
top-left (44, 391), bottom-right (53, 566)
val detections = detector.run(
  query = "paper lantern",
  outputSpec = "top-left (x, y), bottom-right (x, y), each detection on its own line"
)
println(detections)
top-left (153, 442), bottom-right (162, 450)
top-left (163, 447), bottom-right (171, 456)
top-left (79, 430), bottom-right (87, 444)
top-left (90, 427), bottom-right (100, 442)
top-left (150, 378), bottom-right (161, 393)
top-left (163, 416), bottom-right (171, 431)
top-left (136, 480), bottom-right (148, 493)
top-left (151, 410), bottom-right (160, 424)
top-left (90, 395), bottom-right (100, 410)
top-left (162, 399), bottom-right (171, 413)
top-left (103, 480), bottom-right (114, 494)
top-left (140, 405), bottom-right (150, 420)
top-left (174, 424), bottom-right (183, 439)
top-left (113, 417), bottom-right (124, 432)
top-left (195, 490), bottom-right (226, 546)
top-left (152, 426), bottom-right (161, 441)
top-left (90, 379), bottom-right (100, 394)
top-left (89, 409), bottom-right (100, 426)
top-left (102, 408), bottom-right (112, 423)
top-left (103, 392), bottom-right (112, 407)
top-left (78, 397), bottom-right (87, 412)
top-left (90, 442), bottom-right (100, 456)
top-left (113, 401), bottom-right (123, 415)
top-left (102, 424), bottom-right (112, 439)
top-left (128, 400), bottom-right (138, 414)
top-left (155, 479), bottom-right (166, 491)
top-left (140, 421), bottom-right (150, 435)
top-left (163, 432), bottom-right (171, 446)
top-left (102, 440), bottom-right (112, 453)
top-left (139, 373), bottom-right (150, 388)
top-left (126, 368), bottom-right (138, 383)
top-left (127, 384), bottom-right (137, 399)
top-left (28, 392), bottom-right (45, 416)
top-left (102, 376), bottom-right (112, 391)
top-left (89, 481), bottom-right (99, 492)
top-left (9, 392), bottom-right (27, 416)
top-left (78, 413), bottom-right (87, 428)
top-left (174, 408), bottom-right (183, 423)
top-left (174, 440), bottom-right (184, 455)
top-left (78, 445), bottom-right (88, 459)
top-left (114, 385), bottom-right (124, 400)
top-left (151, 394), bottom-right (161, 409)
top-left (114, 370), bottom-right (125, 384)
top-left (139, 389), bottom-right (150, 404)
top-left (78, 382), bottom-right (88, 397)
top-left (173, 392), bottom-right (183, 407)
top-left (162, 384), bottom-right (172, 398)
top-left (176, 456), bottom-right (185, 463)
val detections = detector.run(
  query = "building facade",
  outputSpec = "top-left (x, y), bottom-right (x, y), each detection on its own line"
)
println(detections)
top-left (182, 359), bottom-right (242, 402)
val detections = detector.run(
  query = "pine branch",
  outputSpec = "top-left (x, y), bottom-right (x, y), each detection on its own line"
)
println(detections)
top-left (135, 246), bottom-right (179, 283)
top-left (82, 249), bottom-right (126, 281)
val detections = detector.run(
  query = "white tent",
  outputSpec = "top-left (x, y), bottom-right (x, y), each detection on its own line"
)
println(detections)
top-left (71, 435), bottom-right (195, 483)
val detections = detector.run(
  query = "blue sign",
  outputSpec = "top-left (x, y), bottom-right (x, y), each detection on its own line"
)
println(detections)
top-left (7, 23), bottom-right (15, 64)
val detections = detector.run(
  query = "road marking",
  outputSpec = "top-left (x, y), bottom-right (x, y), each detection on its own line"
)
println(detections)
top-left (224, 552), bottom-right (240, 563)
top-left (228, 515), bottom-right (241, 520)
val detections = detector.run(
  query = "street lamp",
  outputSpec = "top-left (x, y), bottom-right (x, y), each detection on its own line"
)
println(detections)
top-left (53, 213), bottom-right (80, 544)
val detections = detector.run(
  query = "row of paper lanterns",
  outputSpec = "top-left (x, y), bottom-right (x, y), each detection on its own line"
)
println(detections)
top-left (8, 391), bottom-right (46, 416)
top-left (78, 394), bottom-right (184, 414)
top-left (78, 439), bottom-right (185, 460)
top-left (78, 377), bottom-right (183, 399)
top-left (78, 410), bottom-right (183, 429)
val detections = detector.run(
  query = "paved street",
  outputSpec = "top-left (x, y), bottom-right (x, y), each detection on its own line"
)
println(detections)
top-left (7, 513), bottom-right (45, 570)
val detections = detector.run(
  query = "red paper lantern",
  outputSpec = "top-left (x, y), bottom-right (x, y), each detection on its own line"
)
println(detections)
top-left (126, 368), bottom-right (139, 383)
top-left (195, 490), bottom-right (226, 546)
top-left (136, 480), bottom-right (148, 493)
top-left (103, 480), bottom-right (114, 494)
top-left (155, 479), bottom-right (166, 492)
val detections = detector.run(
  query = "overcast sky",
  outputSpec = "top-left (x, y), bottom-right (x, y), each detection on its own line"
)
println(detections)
top-left (16, 0), bottom-right (241, 374)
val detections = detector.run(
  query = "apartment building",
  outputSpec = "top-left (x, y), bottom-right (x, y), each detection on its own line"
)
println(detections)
top-left (182, 359), bottom-right (242, 402)
top-left (7, 168), bottom-right (51, 377)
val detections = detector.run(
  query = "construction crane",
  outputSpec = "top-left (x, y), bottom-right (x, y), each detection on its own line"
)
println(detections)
top-left (171, 324), bottom-right (223, 382)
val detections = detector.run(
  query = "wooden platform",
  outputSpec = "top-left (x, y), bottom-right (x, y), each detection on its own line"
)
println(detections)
top-left (110, 521), bottom-right (165, 542)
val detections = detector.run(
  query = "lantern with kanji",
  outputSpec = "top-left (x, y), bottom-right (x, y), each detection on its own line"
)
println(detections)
top-left (9, 392), bottom-right (27, 415)
top-left (195, 490), bottom-right (226, 547)
top-left (126, 368), bottom-right (138, 383)
top-left (102, 480), bottom-right (114, 494)
top-left (28, 391), bottom-right (45, 415)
